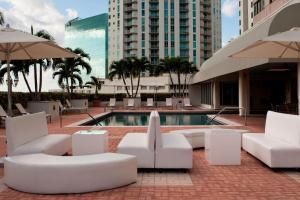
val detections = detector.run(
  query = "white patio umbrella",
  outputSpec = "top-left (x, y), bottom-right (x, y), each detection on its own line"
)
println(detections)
top-left (231, 27), bottom-right (300, 59)
top-left (0, 26), bottom-right (77, 116)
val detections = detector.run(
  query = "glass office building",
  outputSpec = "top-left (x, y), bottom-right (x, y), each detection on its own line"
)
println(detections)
top-left (65, 13), bottom-right (108, 81)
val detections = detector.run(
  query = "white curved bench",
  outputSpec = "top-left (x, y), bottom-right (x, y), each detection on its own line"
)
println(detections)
top-left (4, 153), bottom-right (137, 194)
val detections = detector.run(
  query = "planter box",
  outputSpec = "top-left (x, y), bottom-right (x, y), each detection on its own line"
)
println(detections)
top-left (27, 101), bottom-right (60, 120)
top-left (70, 99), bottom-right (88, 108)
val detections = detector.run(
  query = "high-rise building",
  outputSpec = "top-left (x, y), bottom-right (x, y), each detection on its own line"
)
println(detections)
top-left (239, 0), bottom-right (291, 34)
top-left (65, 13), bottom-right (109, 80)
top-left (108, 0), bottom-right (221, 68)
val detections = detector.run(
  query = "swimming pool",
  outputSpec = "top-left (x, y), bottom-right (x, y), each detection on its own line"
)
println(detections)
top-left (82, 112), bottom-right (222, 126)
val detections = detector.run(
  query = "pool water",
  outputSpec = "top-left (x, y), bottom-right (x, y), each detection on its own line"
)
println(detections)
top-left (83, 112), bottom-right (222, 126)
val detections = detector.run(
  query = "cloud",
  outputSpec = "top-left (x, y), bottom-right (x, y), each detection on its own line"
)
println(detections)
top-left (66, 8), bottom-right (78, 21)
top-left (0, 0), bottom-right (70, 92)
top-left (222, 0), bottom-right (239, 17)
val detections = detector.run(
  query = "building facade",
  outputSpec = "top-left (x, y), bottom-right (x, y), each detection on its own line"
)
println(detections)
top-left (108, 0), bottom-right (221, 68)
top-left (65, 13), bottom-right (109, 80)
top-left (239, 0), bottom-right (291, 34)
top-left (191, 0), bottom-right (300, 116)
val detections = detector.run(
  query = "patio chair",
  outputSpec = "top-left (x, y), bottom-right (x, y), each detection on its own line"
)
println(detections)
top-left (127, 98), bottom-right (135, 109)
top-left (165, 98), bottom-right (173, 109)
top-left (5, 112), bottom-right (71, 156)
top-left (65, 99), bottom-right (88, 113)
top-left (117, 111), bottom-right (157, 168)
top-left (146, 98), bottom-right (154, 108)
top-left (15, 103), bottom-right (52, 123)
top-left (154, 111), bottom-right (193, 169)
top-left (108, 98), bottom-right (116, 108)
top-left (0, 105), bottom-right (8, 127)
top-left (183, 98), bottom-right (193, 109)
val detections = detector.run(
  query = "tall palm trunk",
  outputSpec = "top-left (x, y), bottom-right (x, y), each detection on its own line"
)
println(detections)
top-left (33, 62), bottom-right (38, 100)
top-left (134, 73), bottom-right (141, 98)
top-left (66, 78), bottom-right (70, 98)
top-left (184, 74), bottom-right (188, 98)
top-left (122, 75), bottom-right (131, 97)
top-left (22, 70), bottom-right (32, 94)
top-left (168, 71), bottom-right (176, 97)
top-left (130, 74), bottom-right (134, 97)
top-left (177, 72), bottom-right (181, 98)
top-left (37, 63), bottom-right (42, 100)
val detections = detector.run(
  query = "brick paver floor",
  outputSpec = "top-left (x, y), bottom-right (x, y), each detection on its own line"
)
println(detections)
top-left (0, 107), bottom-right (299, 200)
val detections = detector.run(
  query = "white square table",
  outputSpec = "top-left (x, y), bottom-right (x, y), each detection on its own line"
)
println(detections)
top-left (205, 129), bottom-right (241, 165)
top-left (72, 130), bottom-right (108, 156)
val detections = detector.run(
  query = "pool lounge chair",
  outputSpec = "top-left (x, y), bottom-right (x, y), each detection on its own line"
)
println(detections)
top-left (117, 111), bottom-right (156, 168)
top-left (15, 103), bottom-right (52, 123)
top-left (109, 98), bottom-right (116, 108)
top-left (183, 98), bottom-right (193, 109)
top-left (66, 99), bottom-right (88, 113)
top-left (0, 105), bottom-right (8, 127)
top-left (146, 98), bottom-right (154, 108)
top-left (154, 111), bottom-right (193, 169)
top-left (127, 98), bottom-right (135, 109)
top-left (165, 98), bottom-right (173, 109)
top-left (5, 112), bottom-right (71, 156)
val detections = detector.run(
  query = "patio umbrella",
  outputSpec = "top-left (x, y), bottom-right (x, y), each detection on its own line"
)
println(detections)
top-left (231, 27), bottom-right (300, 59)
top-left (0, 26), bottom-right (77, 116)
top-left (231, 27), bottom-right (300, 114)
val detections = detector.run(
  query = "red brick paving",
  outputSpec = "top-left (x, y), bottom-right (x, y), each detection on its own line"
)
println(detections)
top-left (0, 107), bottom-right (299, 200)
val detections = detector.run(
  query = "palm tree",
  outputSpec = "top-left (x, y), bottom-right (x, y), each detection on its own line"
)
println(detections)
top-left (85, 76), bottom-right (104, 96)
top-left (108, 59), bottom-right (131, 97)
top-left (159, 57), bottom-right (178, 96)
top-left (182, 62), bottom-right (198, 97)
top-left (0, 11), bottom-right (4, 26)
top-left (132, 57), bottom-right (150, 98)
top-left (53, 48), bottom-right (92, 97)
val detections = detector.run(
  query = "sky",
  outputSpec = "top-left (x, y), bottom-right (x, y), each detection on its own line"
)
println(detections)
top-left (0, 0), bottom-right (239, 92)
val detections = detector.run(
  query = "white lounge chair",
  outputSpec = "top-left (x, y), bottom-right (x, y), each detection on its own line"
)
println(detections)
top-left (0, 105), bottom-right (8, 127)
top-left (65, 99), bottom-right (88, 113)
top-left (15, 103), bottom-right (52, 123)
top-left (183, 98), bottom-right (193, 109)
top-left (4, 153), bottom-right (137, 194)
top-left (243, 111), bottom-right (300, 168)
top-left (154, 111), bottom-right (193, 169)
top-left (166, 98), bottom-right (173, 109)
top-left (109, 98), bottom-right (116, 108)
top-left (117, 111), bottom-right (156, 168)
top-left (5, 112), bottom-right (71, 156)
top-left (127, 98), bottom-right (135, 109)
top-left (147, 98), bottom-right (154, 108)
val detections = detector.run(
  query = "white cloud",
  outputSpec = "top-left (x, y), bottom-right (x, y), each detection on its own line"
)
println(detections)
top-left (0, 0), bottom-right (73, 92)
top-left (66, 8), bottom-right (78, 21)
top-left (222, 0), bottom-right (239, 17)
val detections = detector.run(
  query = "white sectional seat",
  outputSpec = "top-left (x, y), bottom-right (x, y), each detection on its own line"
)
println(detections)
top-left (117, 111), bottom-right (156, 168)
top-left (6, 112), bottom-right (71, 156)
top-left (4, 153), bottom-right (137, 194)
top-left (243, 111), bottom-right (300, 168)
top-left (155, 111), bottom-right (193, 169)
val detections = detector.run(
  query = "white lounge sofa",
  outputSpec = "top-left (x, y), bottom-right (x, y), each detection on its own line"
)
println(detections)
top-left (117, 111), bottom-right (156, 168)
top-left (243, 111), bottom-right (300, 168)
top-left (6, 112), bottom-right (71, 156)
top-left (4, 153), bottom-right (137, 194)
top-left (155, 111), bottom-right (193, 169)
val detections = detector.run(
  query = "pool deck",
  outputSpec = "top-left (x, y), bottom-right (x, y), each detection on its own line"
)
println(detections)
top-left (0, 107), bottom-right (299, 199)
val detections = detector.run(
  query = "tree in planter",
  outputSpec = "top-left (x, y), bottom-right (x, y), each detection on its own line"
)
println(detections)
top-left (85, 76), bottom-right (104, 97)
top-left (53, 48), bottom-right (92, 98)
top-left (131, 57), bottom-right (150, 98)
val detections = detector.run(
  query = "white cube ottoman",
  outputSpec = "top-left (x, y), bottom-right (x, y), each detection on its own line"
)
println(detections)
top-left (72, 130), bottom-right (108, 156)
top-left (205, 129), bottom-right (241, 165)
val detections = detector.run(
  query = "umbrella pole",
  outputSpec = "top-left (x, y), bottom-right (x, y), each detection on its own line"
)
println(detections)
top-left (6, 54), bottom-right (13, 117)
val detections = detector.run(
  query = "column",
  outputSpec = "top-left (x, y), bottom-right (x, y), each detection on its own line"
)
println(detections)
top-left (239, 70), bottom-right (250, 116)
top-left (297, 63), bottom-right (300, 115)
top-left (212, 80), bottom-right (220, 109)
